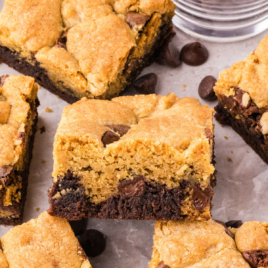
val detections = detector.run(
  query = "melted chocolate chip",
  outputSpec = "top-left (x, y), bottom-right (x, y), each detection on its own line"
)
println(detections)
top-left (78, 229), bottom-right (106, 258)
top-left (106, 125), bottom-right (130, 137)
top-left (18, 132), bottom-right (26, 143)
top-left (55, 28), bottom-right (71, 50)
top-left (205, 128), bottom-right (213, 140)
top-left (242, 250), bottom-right (268, 268)
top-left (198, 76), bottom-right (217, 101)
top-left (69, 218), bottom-right (88, 236)
top-left (132, 73), bottom-right (157, 95)
top-left (0, 165), bottom-right (13, 178)
top-left (192, 184), bottom-right (213, 211)
top-left (118, 175), bottom-right (146, 198)
top-left (101, 131), bottom-right (120, 147)
top-left (155, 42), bottom-right (181, 68)
top-left (180, 42), bottom-right (209, 66)
top-left (215, 220), bottom-right (234, 239)
top-left (156, 261), bottom-right (170, 268)
top-left (225, 220), bottom-right (243, 229)
top-left (126, 12), bottom-right (150, 28)
top-left (0, 75), bottom-right (9, 87)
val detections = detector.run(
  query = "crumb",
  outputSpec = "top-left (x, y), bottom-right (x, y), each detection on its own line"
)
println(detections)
top-left (45, 107), bottom-right (53, 113)
top-left (183, 89), bottom-right (186, 92)
top-left (224, 136), bottom-right (228, 140)
top-left (56, 95), bottom-right (60, 98)
top-left (183, 84), bottom-right (187, 88)
top-left (230, 150), bottom-right (233, 153)
top-left (247, 151), bottom-right (249, 153)
top-left (36, 207), bottom-right (40, 212)
top-left (227, 157), bottom-right (232, 162)
top-left (40, 126), bottom-right (46, 134)
top-left (41, 160), bottom-right (46, 164)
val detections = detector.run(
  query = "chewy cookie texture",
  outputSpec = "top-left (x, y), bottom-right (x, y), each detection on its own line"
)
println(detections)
top-left (150, 220), bottom-right (268, 268)
top-left (0, 75), bottom-right (38, 225)
top-left (0, 0), bottom-right (175, 103)
top-left (0, 211), bottom-right (92, 268)
top-left (48, 93), bottom-right (215, 221)
top-left (214, 35), bottom-right (268, 164)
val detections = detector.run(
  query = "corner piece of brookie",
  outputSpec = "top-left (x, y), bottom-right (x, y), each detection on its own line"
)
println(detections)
top-left (214, 35), bottom-right (268, 164)
top-left (48, 93), bottom-right (215, 221)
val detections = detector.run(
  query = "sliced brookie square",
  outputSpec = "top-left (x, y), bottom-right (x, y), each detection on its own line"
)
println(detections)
top-left (48, 93), bottom-right (215, 221)
top-left (150, 220), bottom-right (251, 268)
top-left (0, 211), bottom-right (92, 268)
top-left (214, 35), bottom-right (268, 164)
top-left (0, 75), bottom-right (39, 225)
top-left (0, 0), bottom-right (175, 103)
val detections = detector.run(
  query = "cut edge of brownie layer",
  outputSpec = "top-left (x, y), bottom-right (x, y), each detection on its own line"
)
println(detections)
top-left (0, 14), bottom-right (174, 104)
top-left (242, 250), bottom-right (268, 268)
top-left (0, 112), bottom-right (38, 226)
top-left (215, 90), bottom-right (268, 164)
top-left (48, 172), bottom-right (214, 221)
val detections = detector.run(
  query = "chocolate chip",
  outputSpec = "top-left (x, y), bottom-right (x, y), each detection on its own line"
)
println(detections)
top-left (17, 132), bottom-right (26, 143)
top-left (106, 125), bottom-right (130, 137)
top-left (126, 12), bottom-right (150, 28)
top-left (101, 131), bottom-right (120, 147)
top-left (132, 73), bottom-right (157, 95)
top-left (180, 42), bottom-right (209, 66)
top-left (40, 126), bottom-right (46, 134)
top-left (155, 42), bottom-right (181, 68)
top-left (215, 220), bottom-right (234, 239)
top-left (242, 250), bottom-right (268, 268)
top-left (55, 28), bottom-right (71, 50)
top-left (0, 166), bottom-right (13, 178)
top-left (198, 76), bottom-right (217, 101)
top-left (79, 229), bottom-right (106, 258)
top-left (225, 220), bottom-right (243, 229)
top-left (156, 261), bottom-right (170, 268)
top-left (192, 184), bottom-right (213, 211)
top-left (118, 175), bottom-right (146, 198)
top-left (69, 218), bottom-right (88, 236)
top-left (0, 75), bottom-right (9, 87)
top-left (205, 128), bottom-right (213, 140)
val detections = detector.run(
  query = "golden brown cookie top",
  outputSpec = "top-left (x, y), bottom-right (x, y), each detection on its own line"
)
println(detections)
top-left (150, 220), bottom-right (250, 268)
top-left (0, 75), bottom-right (38, 167)
top-left (0, 212), bottom-right (92, 268)
top-left (214, 35), bottom-right (268, 108)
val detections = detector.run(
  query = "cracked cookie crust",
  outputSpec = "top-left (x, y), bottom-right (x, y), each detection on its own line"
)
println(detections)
top-left (0, 75), bottom-right (39, 225)
top-left (0, 0), bottom-right (175, 103)
top-left (48, 93), bottom-right (215, 221)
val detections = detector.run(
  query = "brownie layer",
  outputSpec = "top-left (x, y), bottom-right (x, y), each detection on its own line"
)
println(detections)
top-left (242, 250), bottom-right (268, 267)
top-left (48, 172), bottom-right (214, 221)
top-left (0, 18), bottom-right (174, 104)
top-left (215, 99), bottom-right (268, 164)
top-left (0, 115), bottom-right (38, 225)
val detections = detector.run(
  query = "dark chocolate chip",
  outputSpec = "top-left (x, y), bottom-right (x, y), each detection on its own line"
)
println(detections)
top-left (156, 261), bottom-right (170, 268)
top-left (132, 73), bottom-right (157, 95)
top-left (55, 28), bottom-right (71, 50)
top-left (69, 218), bottom-right (88, 236)
top-left (198, 76), bottom-right (217, 101)
top-left (225, 220), bottom-right (243, 229)
top-left (0, 166), bottom-right (13, 178)
top-left (215, 220), bottom-right (234, 239)
top-left (126, 12), bottom-right (150, 28)
top-left (180, 42), bottom-right (209, 66)
top-left (118, 175), bottom-right (146, 198)
top-left (242, 250), bottom-right (268, 268)
top-left (101, 131), bottom-right (120, 147)
top-left (106, 125), bottom-right (130, 137)
top-left (0, 75), bottom-right (9, 87)
top-left (155, 42), bottom-right (181, 68)
top-left (192, 184), bottom-right (213, 211)
top-left (79, 229), bottom-right (106, 258)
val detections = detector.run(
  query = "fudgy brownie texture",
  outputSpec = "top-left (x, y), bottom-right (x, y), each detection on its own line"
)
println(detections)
top-left (0, 75), bottom-right (39, 225)
top-left (48, 94), bottom-right (215, 221)
top-left (0, 212), bottom-right (92, 268)
top-left (150, 220), bottom-right (251, 268)
top-left (0, 0), bottom-right (175, 103)
top-left (214, 35), bottom-right (268, 164)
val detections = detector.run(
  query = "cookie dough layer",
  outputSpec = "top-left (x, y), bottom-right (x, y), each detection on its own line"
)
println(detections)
top-left (0, 211), bottom-right (92, 268)
top-left (0, 0), bottom-right (175, 103)
top-left (214, 35), bottom-right (268, 164)
top-left (48, 94), bottom-right (215, 221)
top-left (0, 75), bottom-right (39, 225)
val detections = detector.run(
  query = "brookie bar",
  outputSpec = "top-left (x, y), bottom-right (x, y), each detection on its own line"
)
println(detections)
top-left (48, 93), bottom-right (215, 221)
top-left (0, 0), bottom-right (175, 103)
top-left (0, 75), bottom-right (38, 225)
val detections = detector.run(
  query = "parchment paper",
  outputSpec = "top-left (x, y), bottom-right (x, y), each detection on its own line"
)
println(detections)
top-left (0, 1), bottom-right (267, 266)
